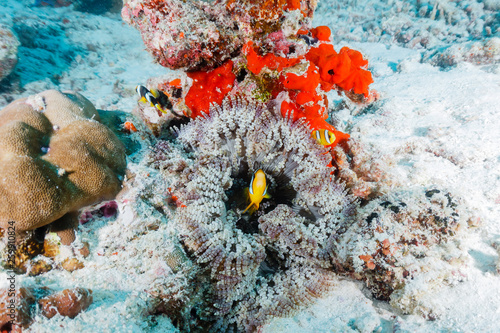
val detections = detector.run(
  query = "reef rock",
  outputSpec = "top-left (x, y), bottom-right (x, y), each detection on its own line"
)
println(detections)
top-left (122, 0), bottom-right (317, 71)
top-left (0, 25), bottom-right (20, 81)
top-left (39, 288), bottom-right (93, 319)
top-left (0, 287), bottom-right (35, 332)
top-left (334, 188), bottom-right (470, 319)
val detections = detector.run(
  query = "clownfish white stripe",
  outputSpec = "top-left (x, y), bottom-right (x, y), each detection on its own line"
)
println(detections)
top-left (324, 129), bottom-right (332, 144)
top-left (311, 129), bottom-right (336, 146)
top-left (249, 173), bottom-right (255, 195)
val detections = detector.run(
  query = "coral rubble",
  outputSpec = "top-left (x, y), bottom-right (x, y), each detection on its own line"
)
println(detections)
top-left (38, 288), bottom-right (93, 319)
top-left (0, 287), bottom-right (35, 332)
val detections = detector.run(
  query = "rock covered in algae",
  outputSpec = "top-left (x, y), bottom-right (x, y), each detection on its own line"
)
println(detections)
top-left (122, 0), bottom-right (317, 71)
top-left (334, 187), bottom-right (470, 319)
top-left (38, 288), bottom-right (93, 319)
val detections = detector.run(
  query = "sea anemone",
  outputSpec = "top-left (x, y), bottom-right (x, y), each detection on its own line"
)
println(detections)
top-left (150, 97), bottom-right (357, 331)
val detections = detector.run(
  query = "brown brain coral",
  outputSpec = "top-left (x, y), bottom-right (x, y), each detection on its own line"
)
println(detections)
top-left (150, 97), bottom-right (356, 331)
top-left (0, 90), bottom-right (126, 258)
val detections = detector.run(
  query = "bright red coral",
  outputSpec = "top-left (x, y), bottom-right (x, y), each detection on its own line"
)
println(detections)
top-left (284, 0), bottom-right (301, 10)
top-left (281, 63), bottom-right (320, 92)
top-left (279, 64), bottom-right (326, 121)
top-left (243, 41), bottom-right (301, 75)
top-left (185, 60), bottom-right (236, 118)
top-left (306, 44), bottom-right (373, 97)
top-left (335, 47), bottom-right (374, 96)
top-left (310, 26), bottom-right (331, 41)
top-left (178, 25), bottom-right (372, 152)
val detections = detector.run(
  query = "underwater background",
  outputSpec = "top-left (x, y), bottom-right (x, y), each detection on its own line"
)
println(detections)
top-left (0, 0), bottom-right (499, 332)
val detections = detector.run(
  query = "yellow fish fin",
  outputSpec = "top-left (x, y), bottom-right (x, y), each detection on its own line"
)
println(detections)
top-left (150, 89), bottom-right (160, 98)
top-left (155, 104), bottom-right (168, 114)
top-left (242, 202), bottom-right (254, 214)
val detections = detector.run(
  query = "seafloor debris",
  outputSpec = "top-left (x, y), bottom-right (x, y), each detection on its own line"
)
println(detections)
top-left (333, 140), bottom-right (393, 200)
top-left (0, 286), bottom-right (93, 331)
top-left (0, 90), bottom-right (126, 272)
top-left (426, 37), bottom-right (500, 68)
top-left (0, 287), bottom-right (35, 333)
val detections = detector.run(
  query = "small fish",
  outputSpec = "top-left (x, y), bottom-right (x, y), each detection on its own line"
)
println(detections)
top-left (123, 121), bottom-right (137, 133)
top-left (311, 129), bottom-right (336, 146)
top-left (243, 169), bottom-right (271, 214)
top-left (298, 34), bottom-right (319, 46)
top-left (136, 85), bottom-right (173, 115)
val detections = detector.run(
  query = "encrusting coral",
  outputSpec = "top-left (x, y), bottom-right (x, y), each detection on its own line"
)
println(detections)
top-left (0, 90), bottom-right (126, 271)
top-left (122, 0), bottom-right (319, 71)
top-left (151, 97), bottom-right (356, 331)
top-left (122, 0), bottom-right (244, 71)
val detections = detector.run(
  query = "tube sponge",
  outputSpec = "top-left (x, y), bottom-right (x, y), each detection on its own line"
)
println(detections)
top-left (0, 90), bottom-right (126, 245)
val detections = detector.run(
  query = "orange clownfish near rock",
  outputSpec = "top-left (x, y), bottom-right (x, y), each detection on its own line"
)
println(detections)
top-left (243, 169), bottom-right (271, 214)
top-left (311, 129), bottom-right (336, 146)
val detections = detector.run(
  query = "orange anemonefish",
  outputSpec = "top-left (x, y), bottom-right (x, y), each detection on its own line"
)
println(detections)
top-left (311, 129), bottom-right (336, 146)
top-left (243, 169), bottom-right (271, 214)
top-left (136, 85), bottom-right (173, 114)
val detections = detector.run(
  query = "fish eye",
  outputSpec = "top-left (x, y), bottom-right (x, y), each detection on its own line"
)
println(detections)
top-left (329, 131), bottom-right (336, 144)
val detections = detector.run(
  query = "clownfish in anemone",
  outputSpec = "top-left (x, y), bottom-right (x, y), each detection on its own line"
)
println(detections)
top-left (243, 169), bottom-right (271, 214)
top-left (312, 129), bottom-right (336, 146)
top-left (136, 85), bottom-right (173, 115)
